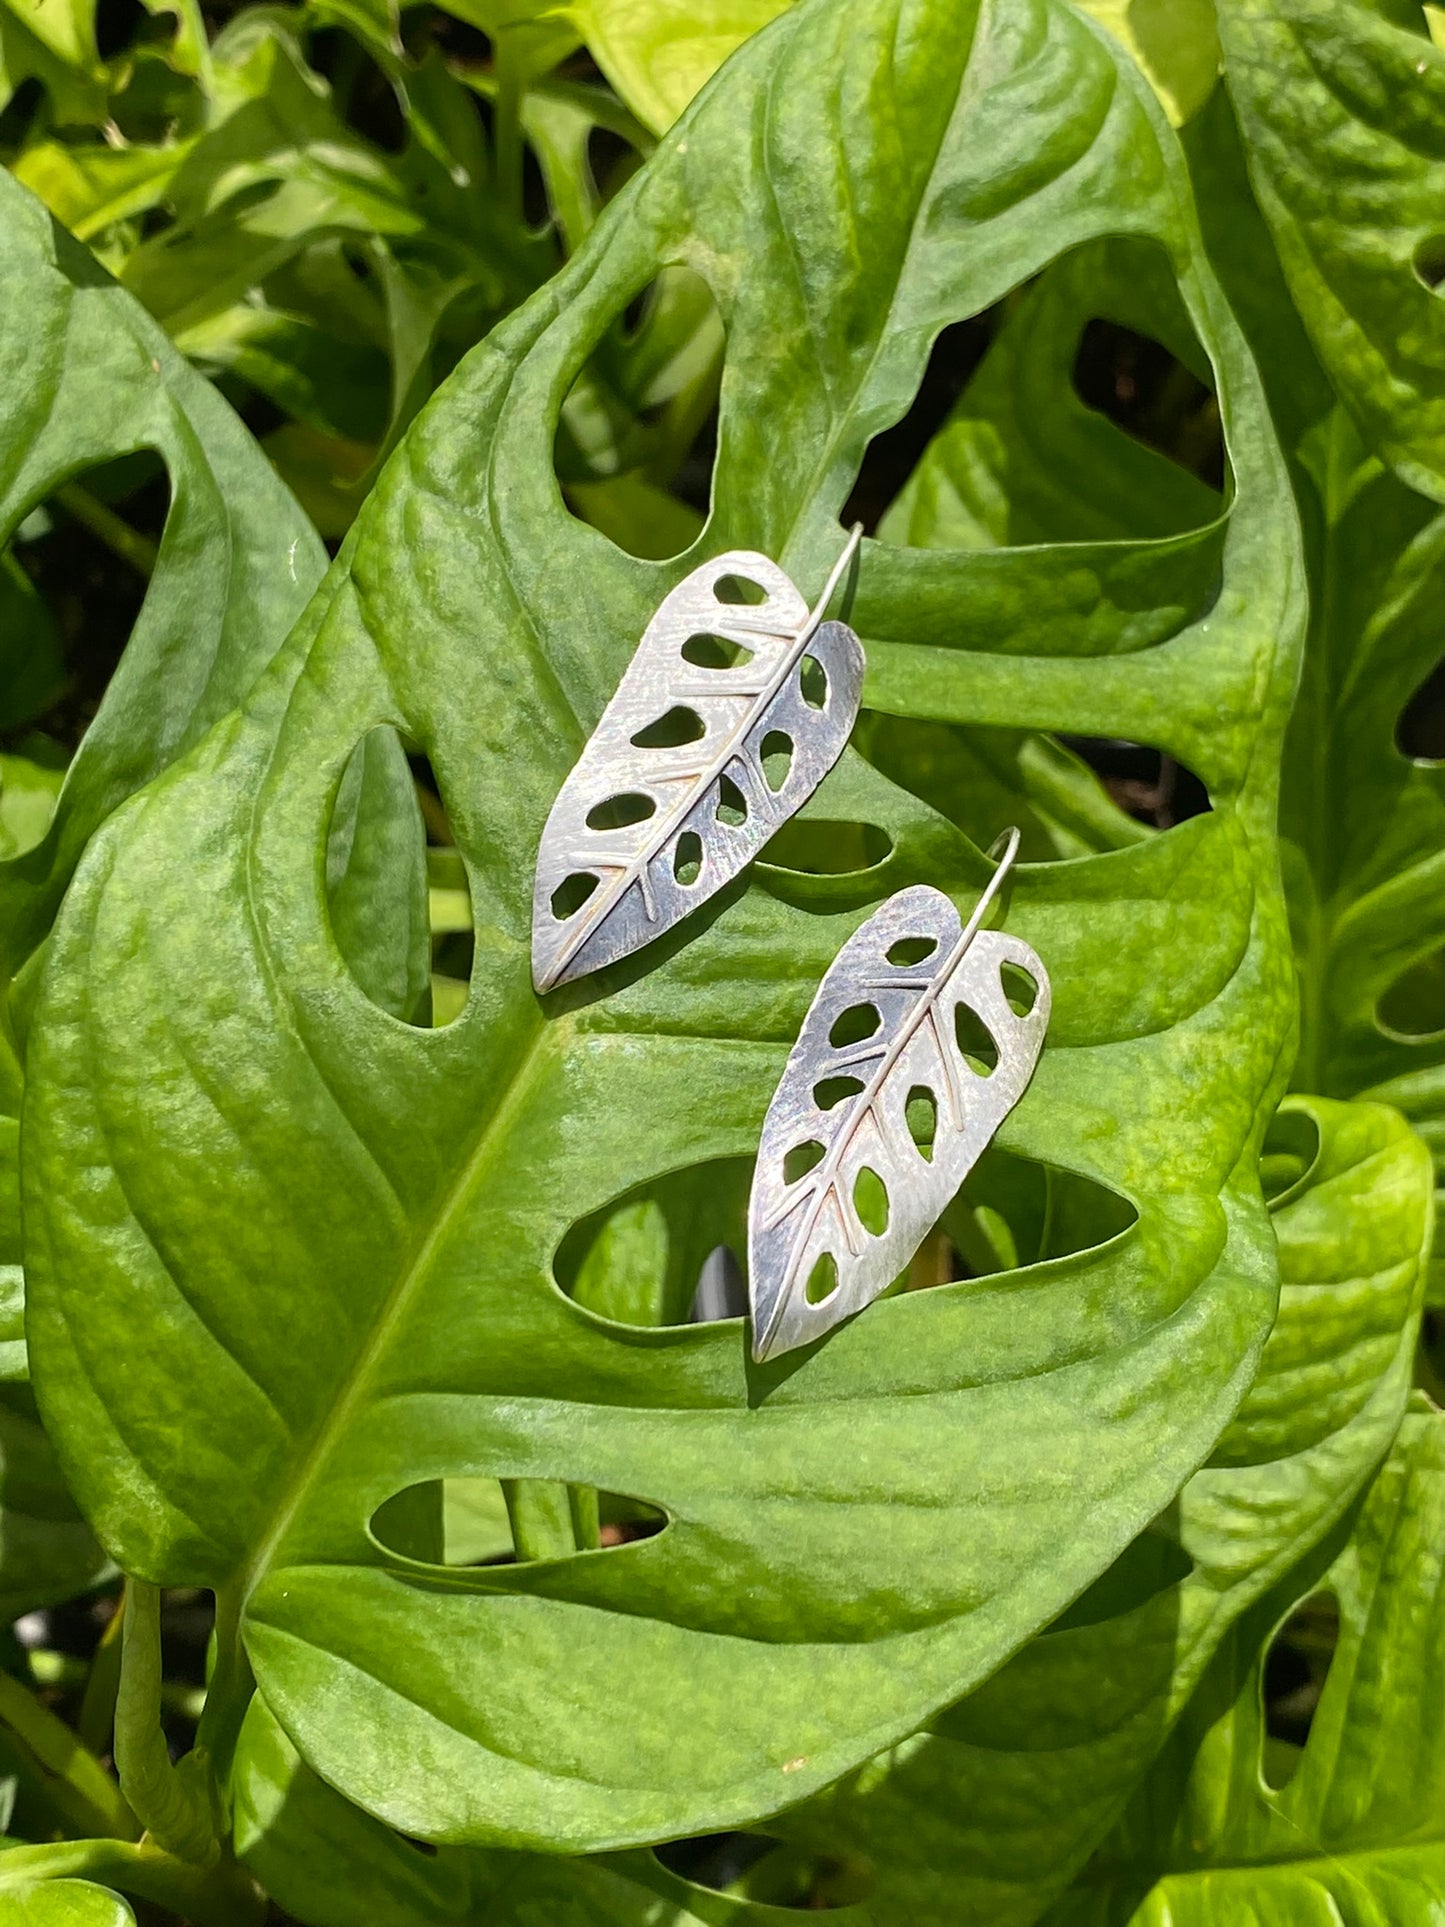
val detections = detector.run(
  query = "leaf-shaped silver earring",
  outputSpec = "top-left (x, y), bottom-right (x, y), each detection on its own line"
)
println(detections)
top-left (748, 829), bottom-right (1049, 1361)
top-left (532, 526), bottom-right (864, 992)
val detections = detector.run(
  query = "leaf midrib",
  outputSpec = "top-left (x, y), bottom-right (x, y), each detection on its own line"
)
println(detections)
top-left (236, 996), bottom-right (556, 1606)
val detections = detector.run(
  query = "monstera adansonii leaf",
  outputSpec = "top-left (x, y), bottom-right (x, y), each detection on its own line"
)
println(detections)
top-left (1049, 1400), bottom-right (1445, 1924)
top-left (229, 1093), bottom-right (1434, 1927)
top-left (1181, 91), bottom-right (1445, 1301)
top-left (0, 169), bottom-right (342, 1619)
top-left (716, 1094), bottom-right (1433, 1927)
top-left (23, 0), bottom-right (1302, 1849)
top-left (1216, 0), bottom-right (1445, 503)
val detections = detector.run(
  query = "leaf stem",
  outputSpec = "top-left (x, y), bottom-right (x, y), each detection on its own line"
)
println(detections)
top-left (77, 1596), bottom-right (125, 1757)
top-left (494, 34), bottom-right (526, 227)
top-left (194, 1584), bottom-right (255, 1807)
top-left (502, 1479), bottom-right (576, 1560)
top-left (0, 1837), bottom-right (264, 1927)
top-left (0, 1669), bottom-right (135, 1841)
top-left (114, 1579), bottom-right (218, 1864)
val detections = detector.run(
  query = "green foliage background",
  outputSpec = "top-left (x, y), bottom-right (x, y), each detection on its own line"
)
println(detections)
top-left (0, 0), bottom-right (1440, 1921)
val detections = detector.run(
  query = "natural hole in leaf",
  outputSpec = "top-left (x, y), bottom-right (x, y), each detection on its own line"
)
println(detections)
top-left (1413, 235), bottom-right (1445, 292)
top-left (761, 730), bottom-right (793, 792)
top-left (804, 1252), bottom-right (839, 1304)
top-left (715, 773), bottom-right (748, 826)
top-left (412, 753), bottom-right (474, 1029)
top-left (1262, 1592), bottom-right (1340, 1790)
top-left (842, 313), bottom-right (997, 534)
top-left (784, 1141), bottom-right (826, 1185)
top-left (586, 790), bottom-right (656, 831)
top-left (633, 704), bottom-right (706, 749)
top-left (673, 831), bottom-right (703, 885)
top-left (760, 820), bottom-right (893, 875)
top-left (1396, 655), bottom-right (1445, 762)
top-left (813, 1076), bottom-right (864, 1111)
top-left (1058, 737), bottom-right (1212, 829)
top-left (853, 1167), bottom-right (889, 1236)
top-left (2, 449), bottom-right (170, 747)
top-left (311, 28), bottom-right (407, 153)
top-left (954, 1003), bottom-right (999, 1075)
top-left (683, 632), bottom-right (754, 670)
top-left (1261, 1107), bottom-right (1322, 1205)
top-left (829, 1003), bottom-right (881, 1049)
top-left (1043, 1528), bottom-right (1194, 1635)
top-left (714, 573), bottom-right (767, 605)
top-left (551, 871), bottom-right (599, 921)
top-left (553, 1157), bottom-right (752, 1328)
top-left (799, 654), bottom-right (828, 708)
top-left (1073, 317), bottom-right (1225, 494)
top-left (326, 731), bottom-right (447, 1029)
top-left (371, 1480), bottom-right (667, 1567)
top-left (1001, 962), bottom-right (1038, 1017)
top-left (888, 935), bottom-right (938, 967)
top-left (853, 714), bottom-right (1212, 853)
top-left (554, 265), bottom-right (724, 560)
top-left (652, 1835), bottom-right (872, 1909)
top-left (1377, 947), bottom-right (1445, 1040)
top-left (906, 1086), bottom-right (937, 1160)
top-left (586, 124), bottom-right (641, 208)
top-left (903, 1147), bottom-right (1138, 1290)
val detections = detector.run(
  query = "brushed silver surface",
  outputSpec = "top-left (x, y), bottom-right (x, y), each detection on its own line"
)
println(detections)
top-left (532, 531), bottom-right (863, 992)
top-left (748, 833), bottom-right (1050, 1361)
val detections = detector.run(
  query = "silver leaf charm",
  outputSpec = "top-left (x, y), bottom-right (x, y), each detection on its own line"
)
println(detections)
top-left (532, 530), bottom-right (863, 992)
top-left (748, 834), bottom-right (1050, 1361)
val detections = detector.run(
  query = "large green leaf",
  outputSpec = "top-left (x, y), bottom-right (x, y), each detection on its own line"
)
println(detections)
top-left (1050, 1401), bottom-right (1445, 1922)
top-left (1216, 0), bottom-right (1445, 502)
top-left (570, 0), bottom-right (1220, 135)
top-left (1281, 443), bottom-right (1445, 1299)
top-left (233, 1093), bottom-right (1433, 1927)
top-left (0, 166), bottom-right (327, 1620)
top-left (1184, 89), bottom-right (1445, 1301)
top-left (1075, 0), bottom-right (1219, 125)
top-left (0, 167), bottom-right (328, 986)
top-left (23, 0), bottom-right (1302, 1849)
top-left (234, 1693), bottom-right (717, 1927)
top-left (567, 0), bottom-right (790, 134)
top-left (732, 1094), bottom-right (1432, 1926)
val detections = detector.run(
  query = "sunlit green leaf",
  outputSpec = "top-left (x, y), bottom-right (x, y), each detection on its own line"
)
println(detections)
top-left (1077, 0), bottom-right (1219, 125)
top-left (751, 1094), bottom-right (1433, 1926)
top-left (1050, 1403), bottom-right (1445, 1922)
top-left (1217, 0), bottom-right (1445, 501)
top-left (23, 0), bottom-right (1303, 1850)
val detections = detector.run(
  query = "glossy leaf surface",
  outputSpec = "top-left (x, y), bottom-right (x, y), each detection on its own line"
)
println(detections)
top-left (231, 1095), bottom-right (1432, 1924)
top-left (24, 0), bottom-right (1301, 1850)
top-left (747, 1094), bottom-right (1433, 1926)
top-left (0, 1882), bottom-right (136, 1926)
top-left (0, 165), bottom-right (328, 1619)
top-left (1185, 92), bottom-right (1445, 1303)
top-left (1050, 1404), bottom-right (1445, 1923)
top-left (1218, 0), bottom-right (1445, 501)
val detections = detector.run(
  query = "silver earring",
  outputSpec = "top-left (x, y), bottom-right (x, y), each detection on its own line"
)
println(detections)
top-left (747, 829), bottom-right (1050, 1361)
top-left (532, 525), bottom-right (864, 992)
